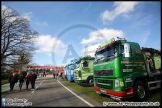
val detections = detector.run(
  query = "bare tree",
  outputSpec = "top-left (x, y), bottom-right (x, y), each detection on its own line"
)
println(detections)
top-left (13, 51), bottom-right (33, 72)
top-left (1, 6), bottom-right (39, 72)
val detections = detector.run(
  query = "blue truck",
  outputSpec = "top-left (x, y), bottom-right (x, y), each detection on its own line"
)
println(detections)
top-left (66, 59), bottom-right (77, 82)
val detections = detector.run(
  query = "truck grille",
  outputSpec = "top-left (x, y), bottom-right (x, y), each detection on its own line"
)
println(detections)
top-left (94, 69), bottom-right (113, 76)
top-left (96, 79), bottom-right (113, 90)
top-left (97, 79), bottom-right (113, 84)
top-left (96, 84), bottom-right (112, 89)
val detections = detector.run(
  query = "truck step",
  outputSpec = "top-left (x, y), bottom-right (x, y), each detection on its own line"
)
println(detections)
top-left (148, 80), bottom-right (161, 90)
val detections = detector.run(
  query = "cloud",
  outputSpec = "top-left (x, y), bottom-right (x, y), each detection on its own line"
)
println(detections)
top-left (152, 41), bottom-right (160, 51)
top-left (85, 3), bottom-right (91, 11)
top-left (80, 28), bottom-right (125, 45)
top-left (100, 1), bottom-right (139, 24)
top-left (2, 5), bottom-right (9, 11)
top-left (131, 15), bottom-right (152, 29)
top-left (22, 12), bottom-right (32, 21)
top-left (138, 31), bottom-right (150, 45)
top-left (3, 7), bottom-right (44, 35)
top-left (2, 5), bottom-right (32, 22)
top-left (34, 35), bottom-right (67, 56)
top-left (81, 43), bottom-right (100, 57)
top-left (36, 21), bottom-right (48, 26)
top-left (2, 5), bottom-right (17, 22)
top-left (128, 30), bottom-right (150, 47)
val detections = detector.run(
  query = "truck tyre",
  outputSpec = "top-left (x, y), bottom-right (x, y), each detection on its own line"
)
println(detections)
top-left (134, 81), bottom-right (148, 102)
top-left (87, 77), bottom-right (94, 86)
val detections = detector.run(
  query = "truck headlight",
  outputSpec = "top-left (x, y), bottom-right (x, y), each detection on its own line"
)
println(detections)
top-left (115, 79), bottom-right (119, 87)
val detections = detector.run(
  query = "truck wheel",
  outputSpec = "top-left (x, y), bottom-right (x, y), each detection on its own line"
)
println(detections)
top-left (88, 77), bottom-right (94, 86)
top-left (134, 81), bottom-right (148, 102)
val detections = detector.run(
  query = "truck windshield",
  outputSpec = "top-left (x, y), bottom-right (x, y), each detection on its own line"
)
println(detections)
top-left (72, 64), bottom-right (76, 70)
top-left (75, 62), bottom-right (80, 68)
top-left (83, 61), bottom-right (88, 67)
top-left (95, 46), bottom-right (117, 62)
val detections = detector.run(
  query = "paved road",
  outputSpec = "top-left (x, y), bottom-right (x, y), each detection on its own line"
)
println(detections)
top-left (1, 75), bottom-right (102, 107)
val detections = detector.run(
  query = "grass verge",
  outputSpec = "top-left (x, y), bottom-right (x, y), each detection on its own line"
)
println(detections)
top-left (62, 80), bottom-right (115, 104)
top-left (62, 80), bottom-right (161, 105)
top-left (1, 79), bottom-right (9, 85)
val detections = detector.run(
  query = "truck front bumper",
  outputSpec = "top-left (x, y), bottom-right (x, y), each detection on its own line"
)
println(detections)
top-left (94, 86), bottom-right (134, 100)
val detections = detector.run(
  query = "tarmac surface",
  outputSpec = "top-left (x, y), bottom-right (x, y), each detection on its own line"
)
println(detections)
top-left (1, 75), bottom-right (103, 107)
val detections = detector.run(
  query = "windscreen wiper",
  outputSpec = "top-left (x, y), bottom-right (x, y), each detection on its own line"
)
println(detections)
top-left (94, 57), bottom-right (105, 64)
top-left (104, 55), bottom-right (114, 61)
top-left (97, 57), bottom-right (105, 61)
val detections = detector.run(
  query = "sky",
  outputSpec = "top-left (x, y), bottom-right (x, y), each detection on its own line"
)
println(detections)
top-left (2, 1), bottom-right (161, 67)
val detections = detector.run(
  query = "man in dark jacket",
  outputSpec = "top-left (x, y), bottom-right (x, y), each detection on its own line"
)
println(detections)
top-left (9, 73), bottom-right (18, 91)
top-left (53, 72), bottom-right (55, 79)
top-left (30, 72), bottom-right (37, 90)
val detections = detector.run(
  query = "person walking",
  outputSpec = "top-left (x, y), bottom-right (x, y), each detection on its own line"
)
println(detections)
top-left (9, 73), bottom-right (18, 91)
top-left (56, 72), bottom-right (58, 81)
top-left (25, 74), bottom-right (30, 91)
top-left (60, 73), bottom-right (64, 81)
top-left (43, 72), bottom-right (45, 77)
top-left (62, 73), bottom-right (64, 81)
top-left (18, 75), bottom-right (25, 91)
top-left (44, 72), bottom-right (46, 77)
top-left (30, 72), bottom-right (37, 90)
top-left (53, 73), bottom-right (55, 79)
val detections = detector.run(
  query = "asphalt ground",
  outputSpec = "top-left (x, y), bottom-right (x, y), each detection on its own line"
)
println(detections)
top-left (1, 75), bottom-right (102, 107)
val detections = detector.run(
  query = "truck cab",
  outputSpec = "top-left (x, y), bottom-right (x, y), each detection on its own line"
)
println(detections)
top-left (93, 37), bottom-right (161, 101)
top-left (73, 55), bottom-right (95, 86)
top-left (66, 59), bottom-right (77, 82)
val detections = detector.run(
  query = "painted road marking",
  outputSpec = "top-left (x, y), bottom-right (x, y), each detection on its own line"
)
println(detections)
top-left (32, 80), bottom-right (45, 93)
top-left (32, 86), bottom-right (38, 93)
top-left (58, 80), bottom-right (94, 107)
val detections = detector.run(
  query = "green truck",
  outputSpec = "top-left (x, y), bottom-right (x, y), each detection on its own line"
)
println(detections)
top-left (93, 37), bottom-right (161, 101)
top-left (73, 55), bottom-right (95, 86)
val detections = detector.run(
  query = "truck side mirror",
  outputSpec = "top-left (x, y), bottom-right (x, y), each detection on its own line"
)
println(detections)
top-left (122, 43), bottom-right (131, 57)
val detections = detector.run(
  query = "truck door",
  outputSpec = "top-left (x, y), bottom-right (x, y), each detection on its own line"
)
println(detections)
top-left (131, 44), bottom-right (144, 72)
top-left (121, 43), bottom-right (134, 88)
